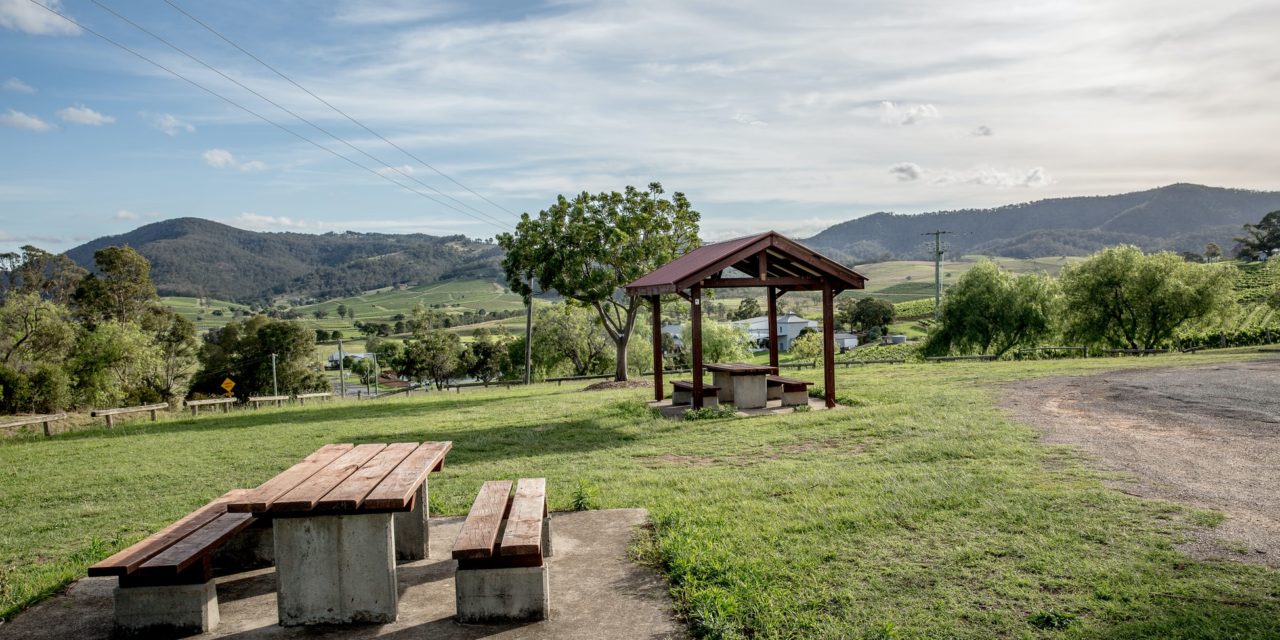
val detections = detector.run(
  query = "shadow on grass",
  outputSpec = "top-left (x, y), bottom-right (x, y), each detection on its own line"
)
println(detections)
top-left (1073, 596), bottom-right (1280, 639)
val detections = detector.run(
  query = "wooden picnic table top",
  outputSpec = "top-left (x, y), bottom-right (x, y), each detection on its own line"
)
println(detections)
top-left (225, 441), bottom-right (452, 517)
top-left (704, 362), bottom-right (777, 375)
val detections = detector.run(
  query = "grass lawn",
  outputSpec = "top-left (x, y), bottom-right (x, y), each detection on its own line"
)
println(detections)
top-left (1, 352), bottom-right (1277, 638)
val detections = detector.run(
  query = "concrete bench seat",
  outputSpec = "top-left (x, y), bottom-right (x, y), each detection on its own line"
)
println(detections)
top-left (88, 490), bottom-right (266, 638)
top-left (766, 375), bottom-right (813, 406)
top-left (452, 478), bottom-right (553, 623)
top-left (670, 380), bottom-right (721, 407)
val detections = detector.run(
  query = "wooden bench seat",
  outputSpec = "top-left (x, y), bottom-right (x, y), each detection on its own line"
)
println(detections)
top-left (670, 380), bottom-right (721, 407)
top-left (89, 490), bottom-right (261, 637)
top-left (452, 478), bottom-right (552, 622)
top-left (766, 375), bottom-right (813, 406)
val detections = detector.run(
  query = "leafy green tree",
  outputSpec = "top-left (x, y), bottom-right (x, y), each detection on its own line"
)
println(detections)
top-left (532, 305), bottom-right (612, 376)
top-left (1060, 246), bottom-right (1236, 349)
top-left (0, 245), bottom-right (86, 304)
top-left (312, 309), bottom-right (329, 320)
top-left (69, 320), bottom-right (164, 407)
top-left (679, 320), bottom-right (752, 366)
top-left (853, 298), bottom-right (896, 333)
top-left (924, 262), bottom-right (1058, 357)
top-left (72, 246), bottom-right (159, 325)
top-left (349, 358), bottom-right (376, 385)
top-left (1236, 211), bottom-right (1280, 258)
top-left (397, 330), bottom-right (462, 390)
top-left (836, 297), bottom-right (858, 331)
top-left (336, 303), bottom-right (348, 319)
top-left (463, 328), bottom-right (510, 384)
top-left (0, 292), bottom-right (76, 369)
top-left (789, 331), bottom-right (824, 366)
top-left (193, 315), bottom-right (328, 398)
top-left (731, 297), bottom-right (762, 321)
top-left (1204, 242), bottom-right (1222, 262)
top-left (141, 308), bottom-right (199, 403)
top-left (497, 182), bottom-right (701, 381)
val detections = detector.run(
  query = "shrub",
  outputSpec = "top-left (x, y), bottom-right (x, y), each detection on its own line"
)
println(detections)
top-left (26, 364), bottom-right (71, 413)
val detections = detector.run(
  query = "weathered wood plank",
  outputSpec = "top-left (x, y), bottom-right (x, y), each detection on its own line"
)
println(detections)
top-left (88, 490), bottom-right (246, 577)
top-left (0, 413), bottom-right (66, 430)
top-left (314, 443), bottom-right (418, 511)
top-left (185, 398), bottom-right (236, 406)
top-left (452, 480), bottom-right (512, 560)
top-left (363, 441), bottom-right (452, 510)
top-left (226, 444), bottom-right (354, 513)
top-left (499, 478), bottom-right (546, 557)
top-left (135, 512), bottom-right (254, 577)
top-left (270, 444), bottom-right (386, 512)
top-left (91, 403), bottom-right (168, 417)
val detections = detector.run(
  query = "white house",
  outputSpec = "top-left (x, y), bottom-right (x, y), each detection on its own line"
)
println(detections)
top-left (327, 352), bottom-right (373, 367)
top-left (732, 313), bottom-right (817, 351)
top-left (833, 332), bottom-right (860, 351)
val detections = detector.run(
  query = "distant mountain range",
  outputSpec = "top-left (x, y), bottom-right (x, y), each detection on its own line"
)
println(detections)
top-left (804, 184), bottom-right (1280, 263)
top-left (65, 218), bottom-right (503, 302)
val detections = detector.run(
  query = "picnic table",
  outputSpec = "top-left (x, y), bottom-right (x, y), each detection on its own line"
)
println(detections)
top-left (704, 363), bottom-right (777, 409)
top-left (225, 441), bottom-right (452, 626)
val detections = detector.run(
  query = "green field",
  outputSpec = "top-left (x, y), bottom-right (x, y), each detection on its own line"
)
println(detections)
top-left (161, 296), bottom-right (253, 331)
top-left (2, 351), bottom-right (1277, 637)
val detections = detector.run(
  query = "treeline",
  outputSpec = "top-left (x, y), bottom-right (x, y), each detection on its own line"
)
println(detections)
top-left (0, 244), bottom-right (330, 414)
top-left (923, 245), bottom-right (1257, 357)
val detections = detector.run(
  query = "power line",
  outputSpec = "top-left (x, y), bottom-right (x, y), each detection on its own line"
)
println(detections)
top-left (24, 0), bottom-right (510, 232)
top-left (83, 0), bottom-right (513, 231)
top-left (161, 0), bottom-right (520, 220)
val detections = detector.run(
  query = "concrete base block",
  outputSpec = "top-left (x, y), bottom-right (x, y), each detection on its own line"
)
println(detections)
top-left (672, 389), bottom-right (719, 408)
top-left (711, 372), bottom-right (734, 402)
top-left (455, 565), bottom-right (550, 623)
top-left (767, 383), bottom-right (783, 401)
top-left (395, 481), bottom-right (429, 562)
top-left (732, 375), bottom-right (767, 409)
top-left (212, 521), bottom-right (274, 572)
top-left (781, 389), bottom-right (808, 406)
top-left (113, 580), bottom-right (218, 638)
top-left (274, 513), bottom-right (398, 625)
top-left (543, 516), bottom-right (554, 557)
top-left (671, 389), bottom-right (690, 405)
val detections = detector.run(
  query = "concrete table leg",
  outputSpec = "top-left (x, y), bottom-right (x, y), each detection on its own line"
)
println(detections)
top-left (711, 371), bottom-right (733, 402)
top-left (394, 481), bottom-right (429, 562)
top-left (732, 374), bottom-right (767, 409)
top-left (274, 513), bottom-right (398, 625)
top-left (114, 580), bottom-right (218, 638)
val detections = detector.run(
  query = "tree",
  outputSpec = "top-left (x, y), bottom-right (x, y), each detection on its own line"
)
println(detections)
top-left (731, 297), bottom-right (762, 321)
top-left (532, 305), bottom-right (612, 376)
top-left (497, 182), bottom-right (700, 381)
top-left (397, 330), bottom-right (462, 390)
top-left (836, 297), bottom-right (858, 331)
top-left (336, 303), bottom-right (348, 319)
top-left (1236, 211), bottom-right (1280, 258)
top-left (0, 245), bottom-right (86, 304)
top-left (312, 309), bottom-right (329, 320)
top-left (464, 328), bottom-right (510, 385)
top-left (924, 261), bottom-right (1058, 357)
top-left (853, 298), bottom-right (896, 333)
top-left (72, 246), bottom-right (159, 324)
top-left (790, 331), bottom-right (824, 366)
top-left (1205, 242), bottom-right (1223, 262)
top-left (679, 320), bottom-right (752, 366)
top-left (141, 307), bottom-right (199, 403)
top-left (69, 320), bottom-right (164, 407)
top-left (0, 292), bottom-right (76, 368)
top-left (1059, 246), bottom-right (1236, 350)
top-left (193, 315), bottom-right (328, 398)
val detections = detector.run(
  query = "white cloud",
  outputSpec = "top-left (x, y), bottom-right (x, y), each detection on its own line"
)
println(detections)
top-left (0, 109), bottom-right (53, 132)
top-left (879, 101), bottom-right (940, 125)
top-left (731, 112), bottom-right (767, 126)
top-left (2, 77), bottom-right (34, 94)
top-left (971, 125), bottom-right (993, 137)
top-left (375, 164), bottom-right (416, 177)
top-left (203, 148), bottom-right (267, 172)
top-left (57, 105), bottom-right (114, 126)
top-left (228, 213), bottom-right (308, 230)
top-left (332, 0), bottom-right (455, 25)
top-left (893, 163), bottom-right (1051, 188)
top-left (148, 113), bottom-right (195, 136)
top-left (113, 210), bottom-right (139, 221)
top-left (889, 162), bottom-right (923, 182)
top-left (0, 0), bottom-right (79, 35)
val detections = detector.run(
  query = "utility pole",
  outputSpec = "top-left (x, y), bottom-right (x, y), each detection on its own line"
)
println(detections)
top-left (523, 277), bottom-right (534, 386)
top-left (270, 353), bottom-right (278, 397)
top-left (370, 353), bottom-right (379, 396)
top-left (921, 230), bottom-right (952, 321)
top-left (337, 337), bottom-right (346, 398)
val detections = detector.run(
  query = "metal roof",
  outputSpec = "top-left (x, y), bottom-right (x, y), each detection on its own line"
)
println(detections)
top-left (625, 231), bottom-right (866, 296)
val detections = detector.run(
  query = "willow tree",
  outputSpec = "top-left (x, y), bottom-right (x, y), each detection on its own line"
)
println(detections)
top-left (923, 261), bottom-right (1058, 357)
top-left (498, 183), bottom-right (700, 381)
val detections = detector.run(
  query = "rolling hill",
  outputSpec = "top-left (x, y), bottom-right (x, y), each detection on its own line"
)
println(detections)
top-left (65, 218), bottom-right (503, 302)
top-left (805, 183), bottom-right (1280, 263)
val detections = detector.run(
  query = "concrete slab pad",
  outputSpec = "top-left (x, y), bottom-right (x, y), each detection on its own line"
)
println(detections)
top-left (0, 509), bottom-right (686, 640)
top-left (651, 396), bottom-right (836, 419)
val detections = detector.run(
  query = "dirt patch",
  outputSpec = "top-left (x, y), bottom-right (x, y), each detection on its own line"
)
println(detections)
top-left (1003, 358), bottom-right (1280, 567)
top-left (583, 380), bottom-right (653, 391)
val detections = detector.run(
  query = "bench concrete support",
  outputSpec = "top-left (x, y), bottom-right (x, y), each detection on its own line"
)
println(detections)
top-left (710, 371), bottom-right (734, 402)
top-left (781, 389), bottom-right (808, 407)
top-left (393, 481), bottom-right (429, 562)
top-left (731, 374), bottom-right (768, 409)
top-left (274, 513), bottom-right (398, 625)
top-left (767, 382), bottom-right (783, 401)
top-left (672, 387), bottom-right (719, 408)
top-left (455, 565), bottom-right (550, 623)
top-left (113, 580), bottom-right (218, 638)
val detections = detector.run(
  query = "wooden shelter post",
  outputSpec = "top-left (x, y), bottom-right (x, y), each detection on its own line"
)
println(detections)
top-left (822, 282), bottom-right (836, 408)
top-left (691, 284), bottom-right (704, 409)
top-left (650, 295), bottom-right (663, 402)
top-left (766, 285), bottom-right (779, 369)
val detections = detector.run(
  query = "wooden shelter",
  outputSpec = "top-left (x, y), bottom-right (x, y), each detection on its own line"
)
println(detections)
top-left (625, 231), bottom-right (867, 408)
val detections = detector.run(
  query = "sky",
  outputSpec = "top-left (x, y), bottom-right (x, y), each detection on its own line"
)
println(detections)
top-left (2, 0), bottom-right (1279, 254)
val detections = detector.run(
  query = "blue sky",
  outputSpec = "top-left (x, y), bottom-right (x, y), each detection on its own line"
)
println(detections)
top-left (2, 0), bottom-right (1278, 254)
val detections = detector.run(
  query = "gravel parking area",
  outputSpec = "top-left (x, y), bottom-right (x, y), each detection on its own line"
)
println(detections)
top-left (1004, 358), bottom-right (1280, 567)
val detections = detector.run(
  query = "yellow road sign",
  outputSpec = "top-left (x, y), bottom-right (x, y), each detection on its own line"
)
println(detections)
top-left (221, 378), bottom-right (236, 393)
